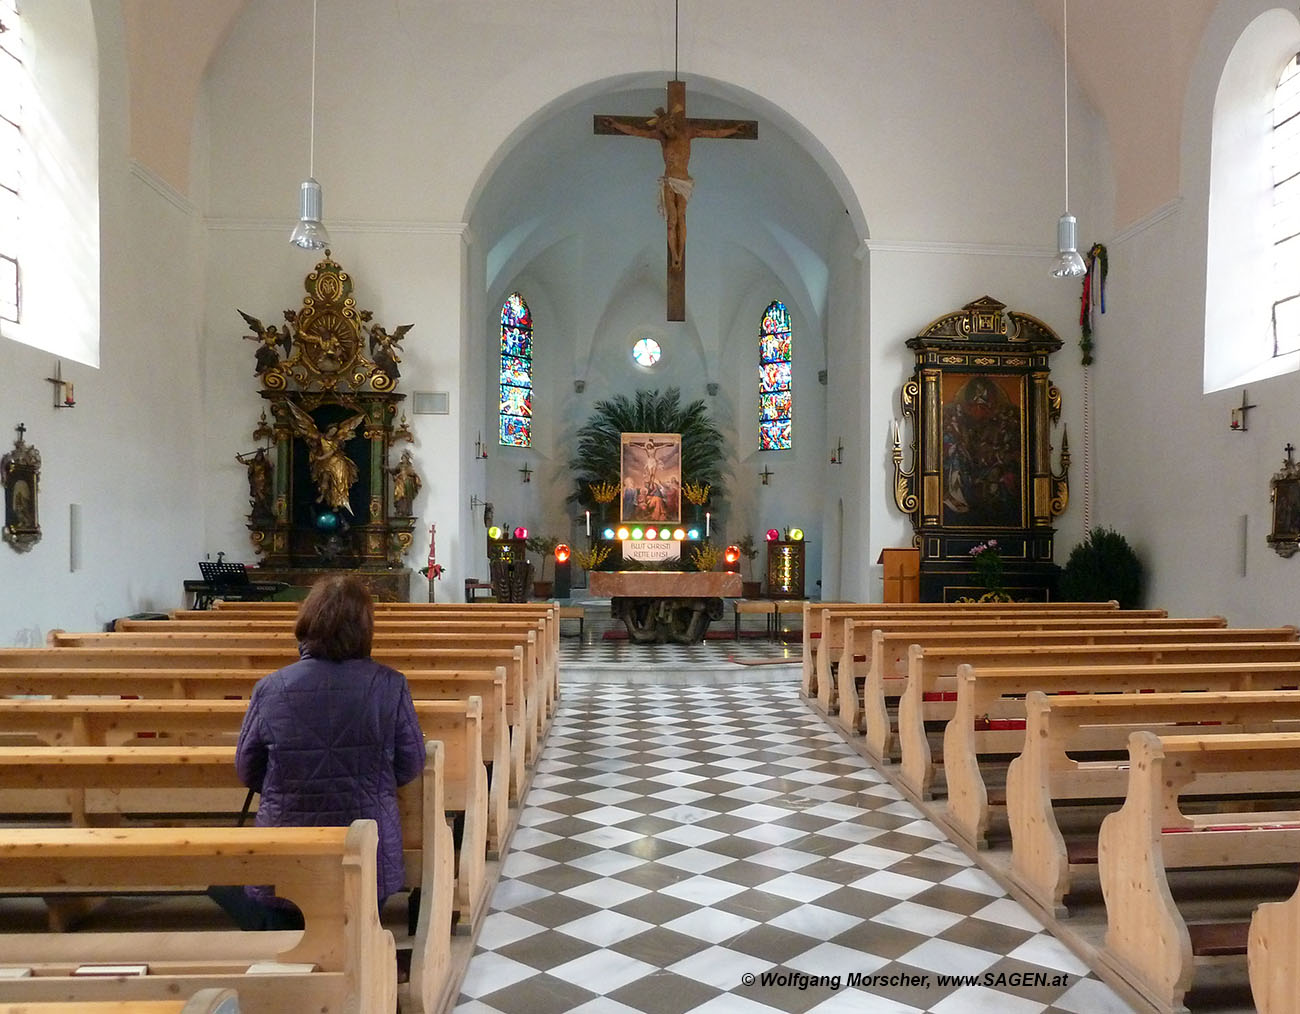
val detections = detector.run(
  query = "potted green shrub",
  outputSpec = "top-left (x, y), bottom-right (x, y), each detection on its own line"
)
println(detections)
top-left (526, 534), bottom-right (560, 599)
top-left (1059, 526), bottom-right (1143, 608)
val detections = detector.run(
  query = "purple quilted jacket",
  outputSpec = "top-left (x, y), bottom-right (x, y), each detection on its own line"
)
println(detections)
top-left (235, 654), bottom-right (426, 903)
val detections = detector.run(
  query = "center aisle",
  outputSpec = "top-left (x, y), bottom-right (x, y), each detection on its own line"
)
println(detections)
top-left (453, 684), bottom-right (1134, 1014)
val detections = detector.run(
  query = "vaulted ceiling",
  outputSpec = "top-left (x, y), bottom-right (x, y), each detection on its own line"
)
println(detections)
top-left (119, 0), bottom-right (1217, 229)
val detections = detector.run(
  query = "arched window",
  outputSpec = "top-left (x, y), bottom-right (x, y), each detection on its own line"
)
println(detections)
top-left (1273, 53), bottom-right (1300, 356)
top-left (499, 292), bottom-right (533, 447)
top-left (759, 300), bottom-right (792, 450)
top-left (1203, 9), bottom-right (1300, 392)
top-left (0, 0), bottom-right (22, 325)
top-left (0, 0), bottom-right (99, 366)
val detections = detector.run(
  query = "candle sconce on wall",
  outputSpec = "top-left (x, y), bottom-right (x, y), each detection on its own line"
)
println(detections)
top-left (1231, 390), bottom-right (1256, 432)
top-left (830, 437), bottom-right (844, 464)
top-left (474, 431), bottom-right (489, 459)
top-left (46, 361), bottom-right (75, 409)
top-left (518, 462), bottom-right (532, 484)
top-left (759, 465), bottom-right (774, 486)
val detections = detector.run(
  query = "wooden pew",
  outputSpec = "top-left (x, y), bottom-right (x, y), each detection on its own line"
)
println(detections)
top-left (153, 608), bottom-right (561, 722)
top-left (0, 697), bottom-right (489, 934)
top-left (0, 667), bottom-right (512, 853)
top-left (0, 821), bottom-right (396, 1014)
top-left (1097, 731), bottom-right (1300, 1014)
top-left (201, 601), bottom-right (561, 718)
top-left (1005, 687), bottom-right (1300, 917)
top-left (855, 622), bottom-right (1292, 762)
top-left (835, 614), bottom-right (1234, 741)
top-left (1249, 868), bottom-right (1300, 1014)
top-left (896, 640), bottom-right (1300, 805)
top-left (942, 655), bottom-right (1300, 849)
top-left (0, 990), bottom-right (240, 1014)
top-left (0, 743), bottom-right (457, 1014)
top-left (48, 630), bottom-right (550, 762)
top-left (0, 646), bottom-right (531, 805)
top-left (800, 600), bottom-right (1134, 699)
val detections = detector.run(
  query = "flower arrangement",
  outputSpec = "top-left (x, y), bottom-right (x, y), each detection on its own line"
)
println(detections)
top-left (690, 542), bottom-right (722, 572)
top-left (573, 544), bottom-right (612, 571)
top-left (588, 481), bottom-right (620, 505)
top-left (968, 539), bottom-right (1011, 601)
top-left (682, 481), bottom-right (711, 506)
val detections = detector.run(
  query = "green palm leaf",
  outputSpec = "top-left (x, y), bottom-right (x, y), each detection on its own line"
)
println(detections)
top-left (568, 388), bottom-right (726, 512)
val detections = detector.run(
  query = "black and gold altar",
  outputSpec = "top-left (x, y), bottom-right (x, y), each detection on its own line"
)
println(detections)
top-left (236, 253), bottom-right (419, 600)
top-left (892, 296), bottom-right (1069, 602)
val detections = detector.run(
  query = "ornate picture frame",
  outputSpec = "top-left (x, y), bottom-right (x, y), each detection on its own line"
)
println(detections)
top-left (1267, 447), bottom-right (1300, 558)
top-left (2, 424), bottom-right (41, 553)
top-left (620, 432), bottom-right (682, 524)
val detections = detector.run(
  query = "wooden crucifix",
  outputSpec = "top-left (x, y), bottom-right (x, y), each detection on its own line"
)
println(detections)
top-left (595, 80), bottom-right (757, 321)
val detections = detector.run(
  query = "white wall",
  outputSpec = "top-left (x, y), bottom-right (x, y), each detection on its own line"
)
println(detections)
top-left (0, 4), bottom-right (207, 643)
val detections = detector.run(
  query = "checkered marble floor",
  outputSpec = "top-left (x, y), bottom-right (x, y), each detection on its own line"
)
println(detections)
top-left (453, 684), bottom-right (1135, 1014)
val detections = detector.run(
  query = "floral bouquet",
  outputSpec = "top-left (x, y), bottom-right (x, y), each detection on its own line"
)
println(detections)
top-left (968, 539), bottom-right (1010, 600)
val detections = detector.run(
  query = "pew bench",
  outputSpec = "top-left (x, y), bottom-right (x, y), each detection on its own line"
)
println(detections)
top-left (800, 600), bottom-right (1133, 700)
top-left (733, 600), bottom-right (775, 641)
top-left (940, 658), bottom-right (1300, 848)
top-left (48, 631), bottom-right (551, 762)
top-left (0, 743), bottom-right (457, 1014)
top-left (0, 647), bottom-right (531, 806)
top-left (0, 822), bottom-right (396, 1014)
top-left (857, 623), bottom-right (1293, 764)
top-left (1005, 687), bottom-right (1300, 918)
top-left (0, 991), bottom-right (240, 1014)
top-left (1098, 731), bottom-right (1300, 1014)
top-left (896, 641), bottom-right (1300, 806)
top-left (835, 614), bottom-right (1232, 743)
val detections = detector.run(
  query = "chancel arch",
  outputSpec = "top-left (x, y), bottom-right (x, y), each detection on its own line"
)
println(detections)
top-left (466, 75), bottom-right (863, 591)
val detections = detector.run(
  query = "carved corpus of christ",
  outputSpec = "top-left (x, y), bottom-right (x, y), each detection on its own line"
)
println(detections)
top-left (595, 80), bottom-right (757, 321)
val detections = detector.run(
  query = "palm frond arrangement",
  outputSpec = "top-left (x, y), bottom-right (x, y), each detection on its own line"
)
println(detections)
top-left (568, 388), bottom-right (726, 512)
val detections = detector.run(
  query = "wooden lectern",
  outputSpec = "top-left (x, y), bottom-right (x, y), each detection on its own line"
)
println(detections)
top-left (878, 547), bottom-right (920, 603)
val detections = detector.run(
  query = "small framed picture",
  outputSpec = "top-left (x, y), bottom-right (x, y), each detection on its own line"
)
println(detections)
top-left (2, 425), bottom-right (41, 553)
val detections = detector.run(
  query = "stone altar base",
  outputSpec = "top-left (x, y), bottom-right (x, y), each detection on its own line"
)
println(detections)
top-left (587, 570), bottom-right (743, 644)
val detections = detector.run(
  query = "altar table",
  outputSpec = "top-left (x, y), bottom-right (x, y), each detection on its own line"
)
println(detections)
top-left (588, 570), bottom-right (742, 644)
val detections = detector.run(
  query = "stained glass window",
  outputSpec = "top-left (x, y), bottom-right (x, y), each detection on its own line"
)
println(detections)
top-left (0, 0), bottom-right (22, 324)
top-left (759, 300), bottom-right (792, 450)
top-left (499, 293), bottom-right (533, 446)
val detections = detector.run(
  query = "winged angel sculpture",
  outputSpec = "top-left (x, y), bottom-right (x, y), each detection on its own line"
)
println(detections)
top-left (286, 402), bottom-right (367, 514)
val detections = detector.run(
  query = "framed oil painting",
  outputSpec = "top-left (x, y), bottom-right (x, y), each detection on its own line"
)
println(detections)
top-left (620, 432), bottom-right (682, 524)
top-left (940, 372), bottom-right (1026, 528)
top-left (1267, 448), bottom-right (1300, 557)
top-left (2, 424), bottom-right (41, 553)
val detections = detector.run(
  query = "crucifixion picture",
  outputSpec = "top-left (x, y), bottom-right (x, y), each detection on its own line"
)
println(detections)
top-left (595, 80), bottom-right (757, 320)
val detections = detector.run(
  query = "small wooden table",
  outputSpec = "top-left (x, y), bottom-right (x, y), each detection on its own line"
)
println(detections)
top-left (589, 570), bottom-right (743, 644)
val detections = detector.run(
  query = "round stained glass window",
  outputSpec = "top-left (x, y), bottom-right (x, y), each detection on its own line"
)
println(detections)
top-left (632, 337), bottom-right (662, 367)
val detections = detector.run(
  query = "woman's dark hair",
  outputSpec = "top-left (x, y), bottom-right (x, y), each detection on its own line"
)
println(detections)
top-left (294, 575), bottom-right (374, 661)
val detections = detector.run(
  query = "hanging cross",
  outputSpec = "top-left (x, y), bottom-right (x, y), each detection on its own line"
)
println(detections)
top-left (595, 80), bottom-right (757, 321)
top-left (1230, 389), bottom-right (1256, 432)
top-left (759, 465), bottom-right (774, 485)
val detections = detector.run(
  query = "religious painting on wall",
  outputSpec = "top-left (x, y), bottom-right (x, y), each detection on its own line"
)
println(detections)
top-left (620, 432), bottom-right (682, 524)
top-left (940, 372), bottom-right (1025, 528)
top-left (1, 423), bottom-right (41, 553)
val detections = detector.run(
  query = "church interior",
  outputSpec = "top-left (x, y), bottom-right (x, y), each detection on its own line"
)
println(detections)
top-left (4, 1), bottom-right (1300, 1012)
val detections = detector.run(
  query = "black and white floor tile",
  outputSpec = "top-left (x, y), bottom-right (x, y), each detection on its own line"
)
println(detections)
top-left (453, 684), bottom-right (1134, 1014)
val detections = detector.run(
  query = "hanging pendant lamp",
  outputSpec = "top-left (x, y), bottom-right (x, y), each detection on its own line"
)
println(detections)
top-left (290, 0), bottom-right (330, 250)
top-left (1051, 0), bottom-right (1086, 278)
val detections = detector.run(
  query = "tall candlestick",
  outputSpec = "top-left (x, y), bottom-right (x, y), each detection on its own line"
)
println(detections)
top-left (585, 510), bottom-right (591, 536)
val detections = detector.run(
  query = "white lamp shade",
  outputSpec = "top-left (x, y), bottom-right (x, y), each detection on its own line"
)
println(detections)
top-left (1051, 212), bottom-right (1087, 278)
top-left (290, 177), bottom-right (330, 250)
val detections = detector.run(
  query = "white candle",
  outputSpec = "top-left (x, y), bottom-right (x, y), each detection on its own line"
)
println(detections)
top-left (705, 511), bottom-right (710, 537)
top-left (585, 510), bottom-right (591, 536)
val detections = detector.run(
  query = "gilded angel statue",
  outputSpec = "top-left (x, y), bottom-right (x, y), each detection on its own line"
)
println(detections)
top-left (286, 401), bottom-right (367, 513)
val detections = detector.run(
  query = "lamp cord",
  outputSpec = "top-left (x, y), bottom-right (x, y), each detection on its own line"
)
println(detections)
top-left (309, 0), bottom-right (318, 178)
top-left (1061, 0), bottom-right (1070, 211)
